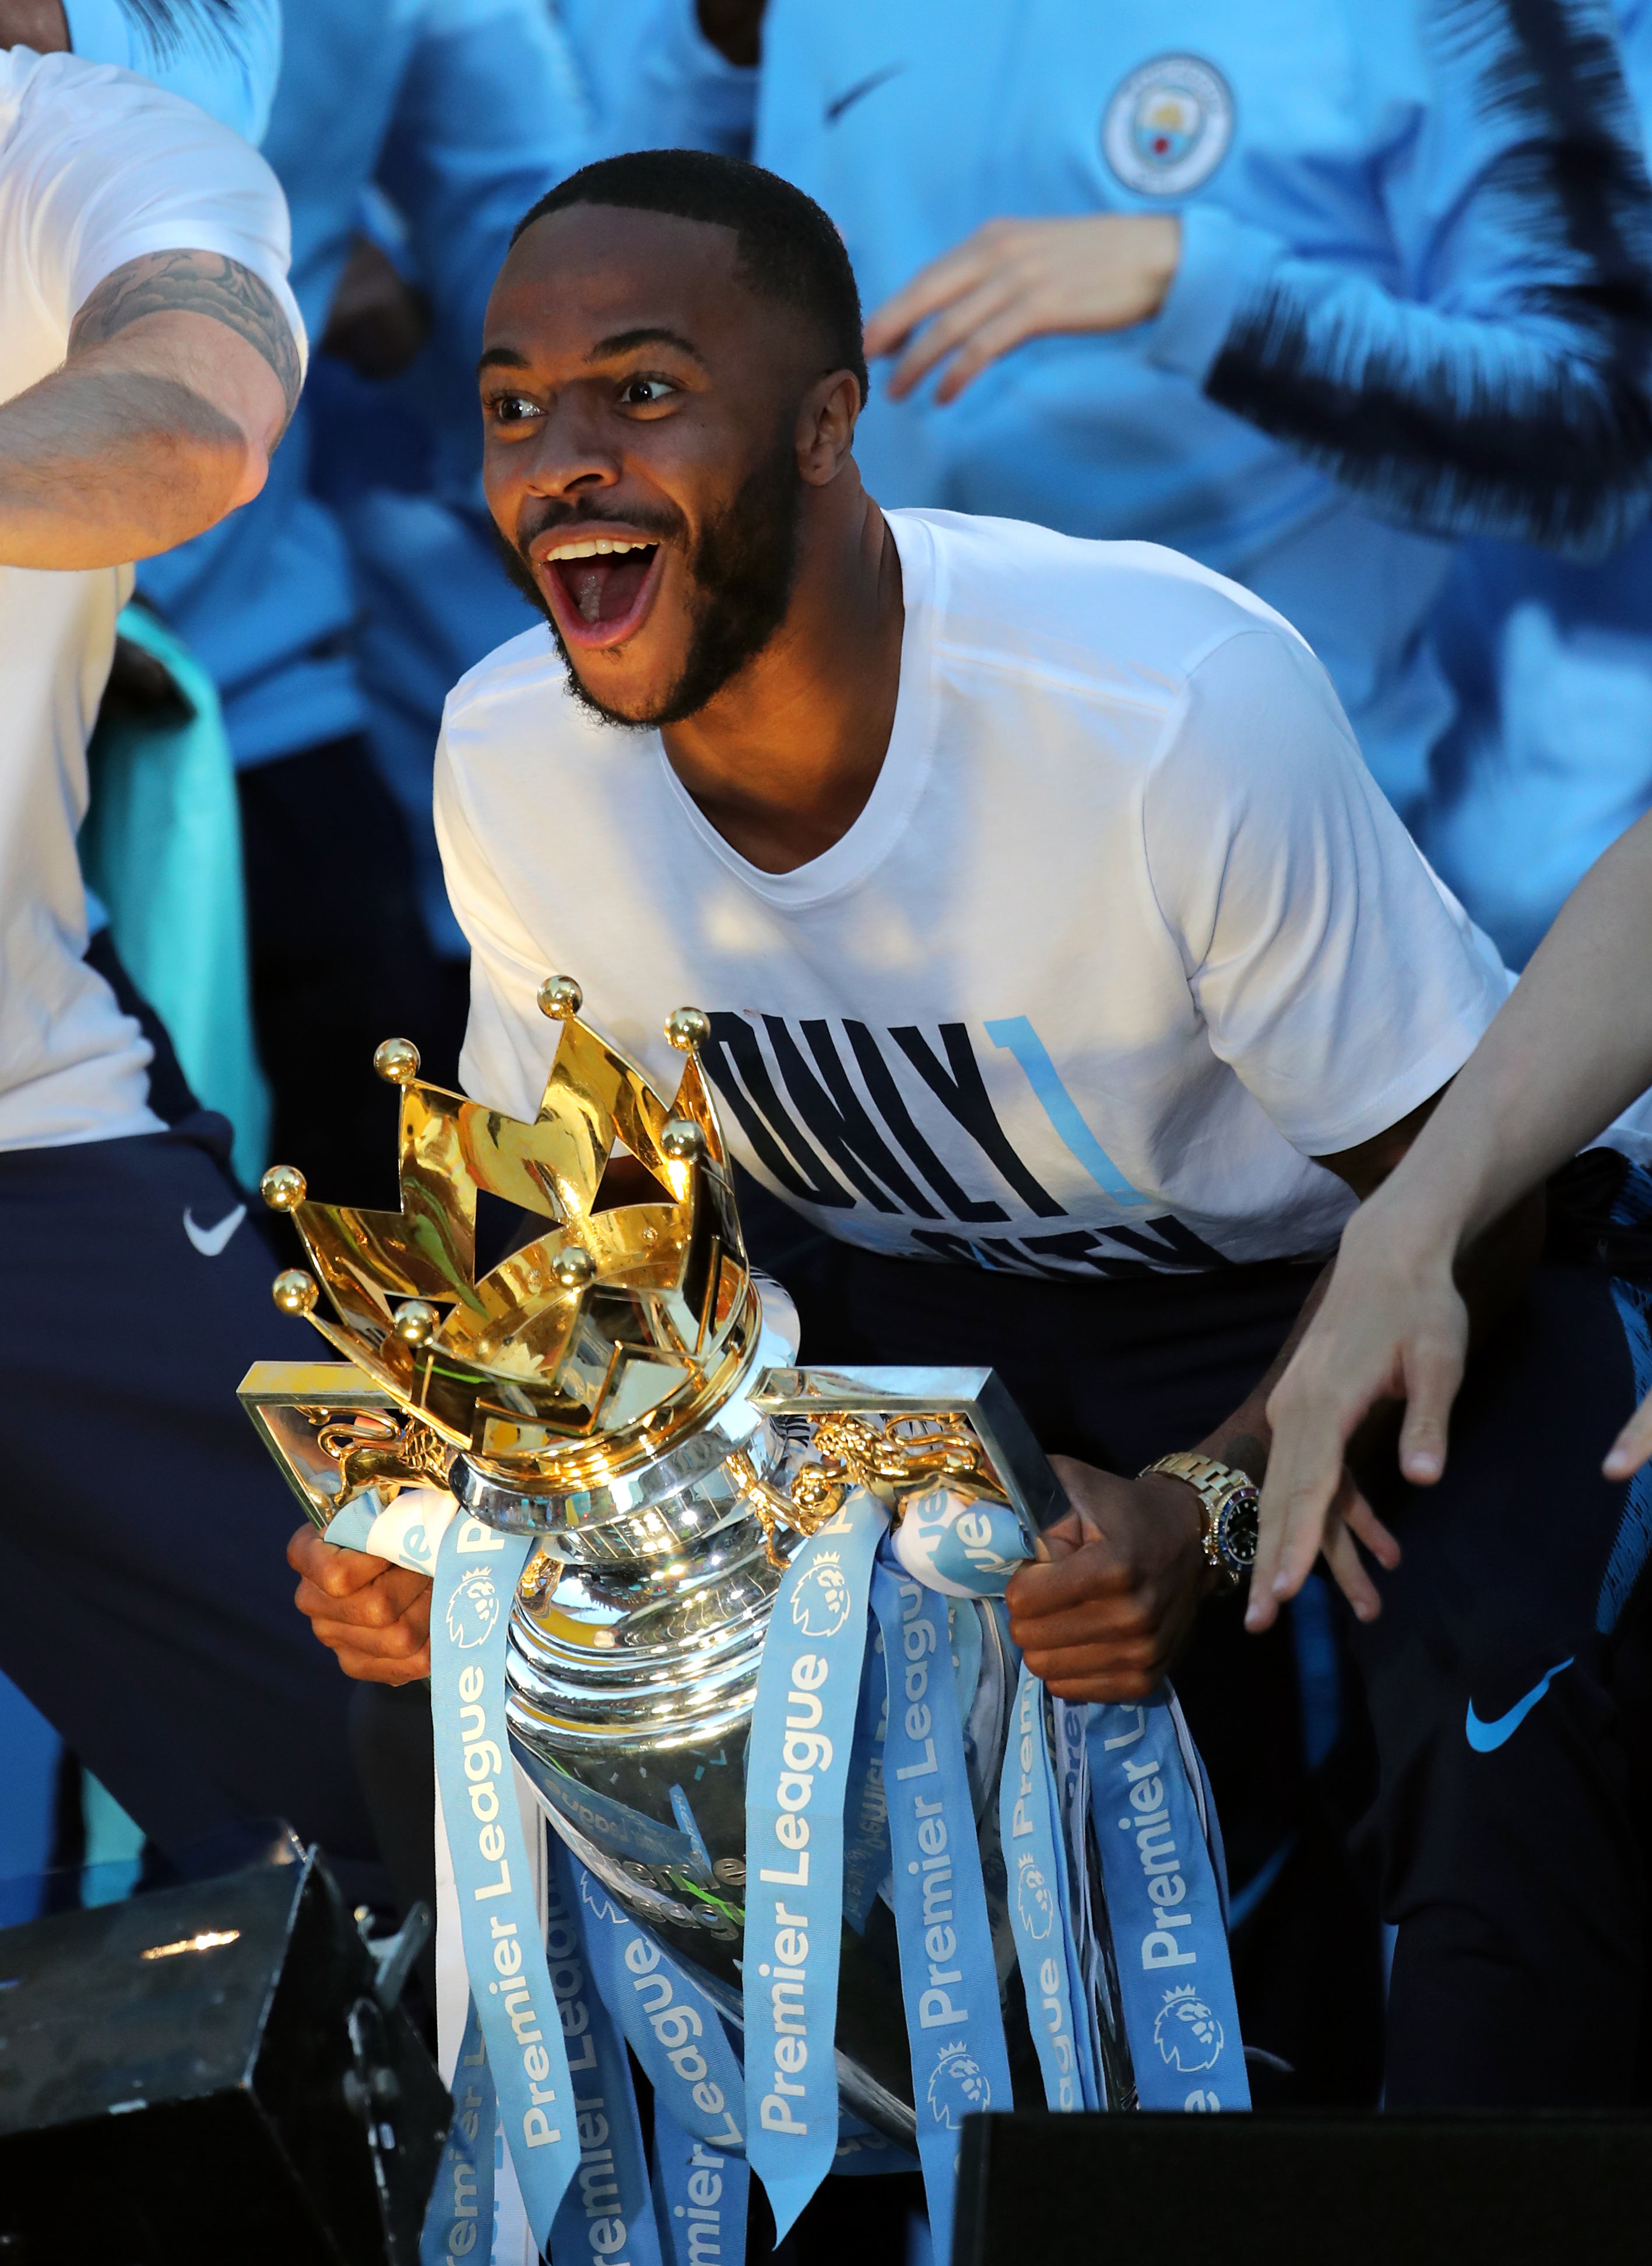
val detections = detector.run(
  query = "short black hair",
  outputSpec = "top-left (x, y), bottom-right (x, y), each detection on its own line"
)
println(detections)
top-left (510, 149), bottom-right (869, 407)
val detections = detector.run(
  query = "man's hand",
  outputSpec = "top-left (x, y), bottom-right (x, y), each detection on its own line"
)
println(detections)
top-left (1004, 1457), bottom-right (1208, 1702)
top-left (288, 1524), bottom-right (432, 1684)
top-left (320, 237), bottom-right (430, 382)
top-left (1246, 1207), bottom-right (1442, 1633)
top-left (864, 215), bottom-right (1181, 405)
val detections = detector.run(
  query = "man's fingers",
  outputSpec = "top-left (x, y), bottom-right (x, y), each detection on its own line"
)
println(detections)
top-left (329, 1643), bottom-right (432, 1686)
top-left (1005, 1539), bottom-right (1131, 1621)
top-left (294, 1566), bottom-right (430, 1629)
top-left (310, 1610), bottom-right (428, 1659)
top-left (1396, 1335), bottom-right (1465, 1485)
top-left (1247, 1398), bottom-right (1352, 1631)
top-left (1342, 1489), bottom-right (1401, 1571)
top-left (1320, 1519), bottom-right (1383, 1624)
top-left (864, 240), bottom-right (996, 359)
top-left (1604, 1386), bottom-right (1652, 1480)
top-left (1034, 1668), bottom-right (1165, 1705)
top-left (1007, 1593), bottom-right (1151, 1656)
top-left (931, 301), bottom-right (1042, 402)
top-left (287, 1523), bottom-right (393, 1596)
top-left (886, 276), bottom-right (1014, 398)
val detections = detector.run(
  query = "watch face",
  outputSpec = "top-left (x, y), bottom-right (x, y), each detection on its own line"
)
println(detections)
top-left (1217, 1487), bottom-right (1260, 1572)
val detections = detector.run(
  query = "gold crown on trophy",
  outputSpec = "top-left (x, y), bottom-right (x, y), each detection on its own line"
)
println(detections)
top-left (259, 979), bottom-right (758, 1493)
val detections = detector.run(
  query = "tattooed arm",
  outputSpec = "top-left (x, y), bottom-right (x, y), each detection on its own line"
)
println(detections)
top-left (0, 247), bottom-right (301, 568)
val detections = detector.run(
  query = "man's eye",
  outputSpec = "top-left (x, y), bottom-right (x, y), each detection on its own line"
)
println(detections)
top-left (487, 392), bottom-right (540, 425)
top-left (619, 375), bottom-right (675, 407)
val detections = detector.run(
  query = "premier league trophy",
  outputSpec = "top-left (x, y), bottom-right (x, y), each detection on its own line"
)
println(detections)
top-left (240, 983), bottom-right (1243, 2256)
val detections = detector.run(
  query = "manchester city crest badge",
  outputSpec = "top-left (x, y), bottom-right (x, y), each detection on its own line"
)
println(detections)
top-left (1103, 55), bottom-right (1234, 199)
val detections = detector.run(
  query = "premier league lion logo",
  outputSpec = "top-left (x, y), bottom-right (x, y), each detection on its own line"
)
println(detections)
top-left (926, 2043), bottom-right (992, 2130)
top-left (790, 1552), bottom-right (852, 1640)
top-left (1154, 1986), bottom-right (1225, 2074)
top-left (1014, 1851), bottom-right (1055, 1942)
top-left (445, 1562), bottom-right (502, 1650)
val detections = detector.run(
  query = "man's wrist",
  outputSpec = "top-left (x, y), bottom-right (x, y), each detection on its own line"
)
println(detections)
top-left (1136, 1466), bottom-right (1218, 1594)
top-left (1143, 1452), bottom-right (1262, 1588)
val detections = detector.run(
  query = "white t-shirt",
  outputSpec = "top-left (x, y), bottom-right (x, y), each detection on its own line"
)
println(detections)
top-left (437, 509), bottom-right (1509, 1277)
top-left (0, 49), bottom-right (302, 1150)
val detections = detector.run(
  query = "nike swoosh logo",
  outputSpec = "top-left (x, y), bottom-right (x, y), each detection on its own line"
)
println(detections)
top-left (183, 1203), bottom-right (247, 1257)
top-left (825, 62), bottom-right (905, 124)
top-left (1465, 1657), bottom-right (1574, 1752)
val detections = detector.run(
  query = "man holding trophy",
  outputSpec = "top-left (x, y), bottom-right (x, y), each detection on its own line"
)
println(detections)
top-left (289, 151), bottom-right (1652, 2131)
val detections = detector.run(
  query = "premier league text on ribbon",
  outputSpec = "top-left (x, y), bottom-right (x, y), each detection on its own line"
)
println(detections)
top-left (887, 1582), bottom-right (969, 2033)
top-left (430, 1513), bottom-right (583, 2242)
top-left (1106, 1717), bottom-right (1200, 1975)
top-left (755, 1644), bottom-right (832, 2134)
top-left (454, 1651), bottom-right (565, 2149)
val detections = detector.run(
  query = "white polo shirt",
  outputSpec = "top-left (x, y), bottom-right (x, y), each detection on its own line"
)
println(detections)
top-left (0, 48), bottom-right (301, 1150)
top-left (437, 508), bottom-right (1509, 1277)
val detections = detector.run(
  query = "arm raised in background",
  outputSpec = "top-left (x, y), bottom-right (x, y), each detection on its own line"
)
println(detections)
top-left (869, 1), bottom-right (1652, 556)
top-left (0, 246), bottom-right (301, 569)
top-left (1251, 807), bottom-right (1652, 1631)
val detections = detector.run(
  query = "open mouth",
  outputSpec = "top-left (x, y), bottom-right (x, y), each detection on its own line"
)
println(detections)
top-left (536, 535), bottom-right (665, 649)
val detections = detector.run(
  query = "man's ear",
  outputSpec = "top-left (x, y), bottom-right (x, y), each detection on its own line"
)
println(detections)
top-left (796, 369), bottom-right (862, 485)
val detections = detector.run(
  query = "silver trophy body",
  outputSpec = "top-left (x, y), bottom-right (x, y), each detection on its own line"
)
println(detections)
top-left (470, 1340), bottom-right (1065, 2140)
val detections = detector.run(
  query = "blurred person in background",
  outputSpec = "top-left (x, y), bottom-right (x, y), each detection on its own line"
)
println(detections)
top-left (688, 0), bottom-right (1652, 829)
top-left (1423, 2), bottom-right (1652, 967)
top-left (135, 0), bottom-right (592, 1204)
top-left (657, 0), bottom-right (1652, 2100)
top-left (6, 0), bottom-right (279, 139)
top-left (0, 17), bottom-right (384, 1896)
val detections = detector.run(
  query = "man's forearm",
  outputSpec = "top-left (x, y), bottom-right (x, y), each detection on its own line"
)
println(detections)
top-left (1363, 812), bottom-right (1652, 1260)
top-left (1191, 1178), bottom-right (1544, 1486)
top-left (0, 361), bottom-right (253, 567)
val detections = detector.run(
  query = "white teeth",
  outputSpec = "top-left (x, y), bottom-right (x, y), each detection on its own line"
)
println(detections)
top-left (544, 537), bottom-right (650, 562)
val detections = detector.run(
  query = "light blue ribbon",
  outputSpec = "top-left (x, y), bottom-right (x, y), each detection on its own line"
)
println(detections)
top-left (741, 1489), bottom-right (886, 2239)
top-left (1054, 1696), bottom-right (1112, 2105)
top-left (419, 1997), bottom-right (496, 2264)
top-left (1085, 1701), bottom-right (1249, 2112)
top-left (998, 1662), bottom-right (1085, 2112)
top-left (840, 1631), bottom-right (891, 1934)
top-left (428, 1514), bottom-right (584, 2243)
top-left (871, 1554), bottom-right (1012, 2266)
top-left (543, 1839), bottom-right (663, 2266)
top-left (652, 2106), bottom-right (750, 2266)
top-left (890, 1486), bottom-right (1033, 1598)
top-left (573, 1861), bottom-right (746, 2152)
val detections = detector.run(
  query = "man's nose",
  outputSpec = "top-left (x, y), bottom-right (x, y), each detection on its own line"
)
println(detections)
top-left (516, 392), bottom-right (621, 497)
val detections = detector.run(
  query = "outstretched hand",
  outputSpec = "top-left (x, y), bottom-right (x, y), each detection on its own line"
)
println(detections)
top-left (288, 1523), bottom-right (433, 1684)
top-left (863, 214), bottom-right (1181, 404)
top-left (1245, 1213), bottom-right (1449, 1632)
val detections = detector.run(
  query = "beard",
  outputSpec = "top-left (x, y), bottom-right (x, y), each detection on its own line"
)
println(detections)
top-left (493, 428), bottom-right (803, 730)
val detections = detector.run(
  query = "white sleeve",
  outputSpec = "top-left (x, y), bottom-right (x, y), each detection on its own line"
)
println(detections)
top-left (433, 714), bottom-right (560, 1125)
top-left (13, 55), bottom-right (304, 360)
top-left (1141, 624), bottom-right (1510, 1157)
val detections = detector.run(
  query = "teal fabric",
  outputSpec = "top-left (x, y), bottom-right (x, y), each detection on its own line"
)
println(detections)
top-left (79, 607), bottom-right (269, 1185)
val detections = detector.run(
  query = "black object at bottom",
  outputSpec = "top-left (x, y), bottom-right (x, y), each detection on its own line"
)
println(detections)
top-left (952, 2110), bottom-right (1652, 2266)
top-left (0, 1853), bottom-right (449, 2264)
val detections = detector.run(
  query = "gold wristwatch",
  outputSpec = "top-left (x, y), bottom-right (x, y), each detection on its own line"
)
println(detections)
top-left (1140, 1450), bottom-right (1261, 1589)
